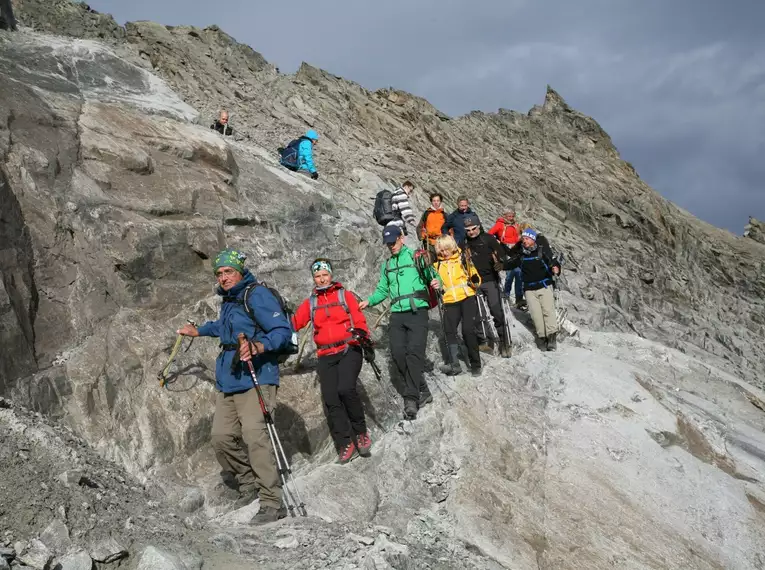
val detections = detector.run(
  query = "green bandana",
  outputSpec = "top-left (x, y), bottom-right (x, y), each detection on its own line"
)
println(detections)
top-left (213, 249), bottom-right (246, 275)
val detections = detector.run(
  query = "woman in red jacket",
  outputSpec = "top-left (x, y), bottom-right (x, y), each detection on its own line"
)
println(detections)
top-left (292, 258), bottom-right (372, 464)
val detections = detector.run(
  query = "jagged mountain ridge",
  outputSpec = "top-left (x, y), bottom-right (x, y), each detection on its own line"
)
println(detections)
top-left (2, 3), bottom-right (765, 569)
top-left (10, 0), bottom-right (765, 391)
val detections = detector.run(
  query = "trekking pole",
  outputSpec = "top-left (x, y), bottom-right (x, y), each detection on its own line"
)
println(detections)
top-left (348, 328), bottom-right (400, 413)
top-left (157, 320), bottom-right (196, 388)
top-left (293, 324), bottom-right (313, 371)
top-left (238, 335), bottom-right (307, 517)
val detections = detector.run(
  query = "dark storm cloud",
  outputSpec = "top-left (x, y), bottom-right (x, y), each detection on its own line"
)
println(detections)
top-left (88, 0), bottom-right (765, 233)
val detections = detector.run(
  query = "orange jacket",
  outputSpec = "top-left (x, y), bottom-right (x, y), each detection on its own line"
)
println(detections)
top-left (418, 208), bottom-right (447, 245)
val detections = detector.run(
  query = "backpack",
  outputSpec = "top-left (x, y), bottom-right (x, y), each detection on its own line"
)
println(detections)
top-left (308, 287), bottom-right (357, 348)
top-left (241, 282), bottom-right (299, 363)
top-left (413, 249), bottom-right (439, 309)
top-left (279, 138), bottom-right (303, 168)
top-left (373, 189), bottom-right (395, 226)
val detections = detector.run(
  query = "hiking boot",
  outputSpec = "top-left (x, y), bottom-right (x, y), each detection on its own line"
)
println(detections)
top-left (535, 336), bottom-right (547, 350)
top-left (439, 361), bottom-right (461, 376)
top-left (478, 344), bottom-right (493, 355)
top-left (403, 399), bottom-right (418, 420)
top-left (471, 365), bottom-right (482, 377)
top-left (356, 432), bottom-right (372, 457)
top-left (499, 341), bottom-right (512, 359)
top-left (546, 333), bottom-right (558, 351)
top-left (439, 344), bottom-right (462, 376)
top-left (418, 390), bottom-right (434, 407)
top-left (249, 505), bottom-right (287, 525)
top-left (233, 487), bottom-right (259, 509)
top-left (338, 441), bottom-right (358, 464)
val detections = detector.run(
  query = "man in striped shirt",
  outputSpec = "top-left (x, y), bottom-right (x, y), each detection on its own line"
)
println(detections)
top-left (386, 181), bottom-right (416, 235)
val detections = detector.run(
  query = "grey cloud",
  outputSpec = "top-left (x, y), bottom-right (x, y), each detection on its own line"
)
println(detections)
top-left (89, 0), bottom-right (765, 233)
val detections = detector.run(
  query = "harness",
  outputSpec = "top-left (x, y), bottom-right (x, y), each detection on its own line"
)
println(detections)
top-left (309, 287), bottom-right (356, 350)
top-left (385, 257), bottom-right (430, 313)
top-left (521, 252), bottom-right (553, 288)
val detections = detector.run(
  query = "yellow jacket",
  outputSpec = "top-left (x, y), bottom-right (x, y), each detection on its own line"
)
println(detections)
top-left (435, 250), bottom-right (481, 304)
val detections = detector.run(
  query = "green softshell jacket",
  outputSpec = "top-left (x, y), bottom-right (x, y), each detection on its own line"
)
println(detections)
top-left (368, 246), bottom-right (436, 313)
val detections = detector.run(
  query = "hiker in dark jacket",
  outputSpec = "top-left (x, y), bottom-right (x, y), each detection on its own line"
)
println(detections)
top-left (279, 130), bottom-right (319, 179)
top-left (210, 110), bottom-right (234, 136)
top-left (177, 249), bottom-right (292, 524)
top-left (464, 216), bottom-right (512, 358)
top-left (504, 229), bottom-right (561, 351)
top-left (443, 196), bottom-right (480, 247)
top-left (0, 0), bottom-right (17, 31)
top-left (292, 259), bottom-right (372, 465)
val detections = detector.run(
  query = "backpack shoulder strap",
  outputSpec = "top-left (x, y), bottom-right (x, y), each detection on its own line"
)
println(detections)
top-left (337, 288), bottom-right (355, 330)
top-left (309, 292), bottom-right (318, 326)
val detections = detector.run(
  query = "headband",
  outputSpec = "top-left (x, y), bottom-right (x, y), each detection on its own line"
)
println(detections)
top-left (311, 260), bottom-right (333, 275)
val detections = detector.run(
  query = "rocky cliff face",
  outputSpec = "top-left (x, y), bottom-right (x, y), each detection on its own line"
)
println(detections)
top-left (1, 2), bottom-right (765, 569)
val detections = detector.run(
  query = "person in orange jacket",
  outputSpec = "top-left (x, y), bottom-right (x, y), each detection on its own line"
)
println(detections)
top-left (291, 258), bottom-right (372, 464)
top-left (417, 192), bottom-right (447, 256)
top-left (488, 209), bottom-right (525, 309)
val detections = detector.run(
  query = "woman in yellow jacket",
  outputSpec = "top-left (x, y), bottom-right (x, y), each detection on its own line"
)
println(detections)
top-left (429, 235), bottom-right (482, 376)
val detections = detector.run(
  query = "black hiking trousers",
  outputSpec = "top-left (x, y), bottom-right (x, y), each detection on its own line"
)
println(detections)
top-left (443, 296), bottom-right (480, 369)
top-left (475, 281), bottom-right (508, 345)
top-left (317, 346), bottom-right (367, 450)
top-left (389, 309), bottom-right (429, 403)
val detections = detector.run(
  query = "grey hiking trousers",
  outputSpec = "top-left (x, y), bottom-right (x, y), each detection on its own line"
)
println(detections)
top-left (211, 387), bottom-right (282, 509)
top-left (526, 287), bottom-right (558, 338)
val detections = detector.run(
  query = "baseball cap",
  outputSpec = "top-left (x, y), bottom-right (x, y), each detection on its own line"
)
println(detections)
top-left (463, 215), bottom-right (480, 228)
top-left (382, 225), bottom-right (402, 244)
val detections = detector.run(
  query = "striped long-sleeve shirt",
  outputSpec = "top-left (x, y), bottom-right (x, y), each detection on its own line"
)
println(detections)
top-left (387, 187), bottom-right (416, 233)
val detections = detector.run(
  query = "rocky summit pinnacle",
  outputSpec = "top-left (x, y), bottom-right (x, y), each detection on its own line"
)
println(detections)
top-left (1, 2), bottom-right (764, 569)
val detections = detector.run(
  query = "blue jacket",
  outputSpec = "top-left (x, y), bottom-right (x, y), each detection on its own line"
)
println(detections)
top-left (443, 208), bottom-right (480, 247)
top-left (197, 270), bottom-right (292, 393)
top-left (297, 138), bottom-right (316, 174)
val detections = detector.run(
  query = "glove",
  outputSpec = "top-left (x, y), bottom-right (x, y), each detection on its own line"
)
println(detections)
top-left (493, 261), bottom-right (504, 272)
top-left (311, 172), bottom-right (319, 180)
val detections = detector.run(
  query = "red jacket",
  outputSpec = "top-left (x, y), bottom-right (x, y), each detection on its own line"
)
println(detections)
top-left (488, 218), bottom-right (520, 245)
top-left (291, 282), bottom-right (370, 357)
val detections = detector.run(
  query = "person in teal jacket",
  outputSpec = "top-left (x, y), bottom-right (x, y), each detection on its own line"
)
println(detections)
top-left (359, 226), bottom-right (436, 419)
top-left (178, 249), bottom-right (292, 524)
top-left (279, 130), bottom-right (319, 179)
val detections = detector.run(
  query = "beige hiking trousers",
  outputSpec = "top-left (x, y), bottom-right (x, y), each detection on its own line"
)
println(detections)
top-left (211, 386), bottom-right (282, 509)
top-left (526, 287), bottom-right (558, 338)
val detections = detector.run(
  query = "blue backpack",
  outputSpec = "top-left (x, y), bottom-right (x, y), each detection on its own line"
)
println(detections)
top-left (279, 138), bottom-right (305, 168)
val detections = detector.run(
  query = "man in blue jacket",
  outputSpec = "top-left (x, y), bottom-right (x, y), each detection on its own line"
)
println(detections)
top-left (278, 130), bottom-right (319, 179)
top-left (178, 249), bottom-right (292, 524)
top-left (443, 196), bottom-right (480, 247)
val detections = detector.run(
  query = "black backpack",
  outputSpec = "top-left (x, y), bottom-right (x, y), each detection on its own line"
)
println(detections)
top-left (279, 138), bottom-right (303, 168)
top-left (240, 282), bottom-right (299, 364)
top-left (373, 189), bottom-right (395, 226)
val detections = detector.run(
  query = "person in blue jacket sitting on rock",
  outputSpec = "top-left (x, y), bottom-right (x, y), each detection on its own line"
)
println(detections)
top-left (278, 130), bottom-right (319, 179)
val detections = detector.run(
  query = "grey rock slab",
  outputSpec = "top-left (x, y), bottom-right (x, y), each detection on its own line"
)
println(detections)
top-left (55, 550), bottom-right (93, 570)
top-left (39, 520), bottom-right (70, 554)
top-left (18, 539), bottom-right (52, 570)
top-left (135, 546), bottom-right (185, 570)
top-left (88, 537), bottom-right (127, 563)
top-left (273, 535), bottom-right (298, 550)
top-left (0, 557), bottom-right (8, 570)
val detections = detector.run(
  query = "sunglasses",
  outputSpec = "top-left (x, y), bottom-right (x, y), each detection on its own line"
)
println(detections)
top-left (466, 226), bottom-right (479, 232)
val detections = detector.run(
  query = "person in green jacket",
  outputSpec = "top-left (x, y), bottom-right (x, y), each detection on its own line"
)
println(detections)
top-left (359, 225), bottom-right (435, 419)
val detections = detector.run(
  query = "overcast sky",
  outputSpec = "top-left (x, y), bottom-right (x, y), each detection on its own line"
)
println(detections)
top-left (88, 0), bottom-right (764, 234)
